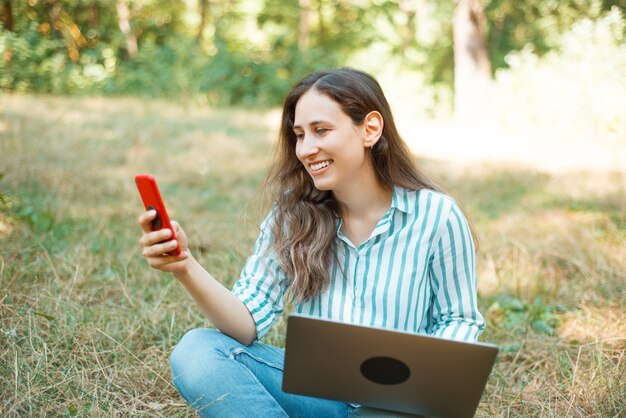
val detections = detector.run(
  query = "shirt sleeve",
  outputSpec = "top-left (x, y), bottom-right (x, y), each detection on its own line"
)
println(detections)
top-left (232, 213), bottom-right (289, 339)
top-left (428, 201), bottom-right (485, 342)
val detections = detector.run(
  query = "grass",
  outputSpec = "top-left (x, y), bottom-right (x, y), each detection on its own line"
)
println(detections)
top-left (1, 94), bottom-right (625, 417)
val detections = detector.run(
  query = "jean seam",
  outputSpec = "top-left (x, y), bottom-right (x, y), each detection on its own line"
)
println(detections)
top-left (230, 347), bottom-right (285, 371)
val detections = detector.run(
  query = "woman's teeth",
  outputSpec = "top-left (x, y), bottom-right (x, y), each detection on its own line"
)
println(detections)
top-left (311, 160), bottom-right (332, 171)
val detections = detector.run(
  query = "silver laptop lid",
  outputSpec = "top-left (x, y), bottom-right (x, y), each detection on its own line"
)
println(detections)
top-left (283, 314), bottom-right (498, 418)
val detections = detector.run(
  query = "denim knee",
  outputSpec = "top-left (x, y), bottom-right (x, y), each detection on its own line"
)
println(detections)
top-left (170, 328), bottom-right (228, 393)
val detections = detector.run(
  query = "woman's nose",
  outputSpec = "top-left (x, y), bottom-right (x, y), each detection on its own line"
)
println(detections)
top-left (297, 134), bottom-right (319, 159)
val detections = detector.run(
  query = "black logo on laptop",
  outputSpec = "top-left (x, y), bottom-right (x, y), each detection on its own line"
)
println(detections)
top-left (360, 356), bottom-right (411, 385)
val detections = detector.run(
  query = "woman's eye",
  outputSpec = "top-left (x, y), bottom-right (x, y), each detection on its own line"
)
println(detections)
top-left (316, 128), bottom-right (328, 135)
top-left (294, 132), bottom-right (304, 140)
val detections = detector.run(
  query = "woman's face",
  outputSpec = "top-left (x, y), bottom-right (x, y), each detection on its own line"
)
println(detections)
top-left (293, 89), bottom-right (373, 193)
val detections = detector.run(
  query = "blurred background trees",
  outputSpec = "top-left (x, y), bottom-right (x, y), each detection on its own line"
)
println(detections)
top-left (0, 0), bottom-right (624, 111)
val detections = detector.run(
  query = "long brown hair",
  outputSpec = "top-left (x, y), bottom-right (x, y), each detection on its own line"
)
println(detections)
top-left (264, 68), bottom-right (455, 302)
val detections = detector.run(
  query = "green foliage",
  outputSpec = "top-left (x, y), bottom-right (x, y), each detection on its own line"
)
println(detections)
top-left (490, 8), bottom-right (626, 142)
top-left (103, 35), bottom-right (336, 105)
top-left (485, 0), bottom-right (625, 70)
top-left (0, 21), bottom-right (114, 94)
top-left (15, 204), bottom-right (55, 233)
top-left (487, 293), bottom-right (566, 337)
top-left (0, 0), bottom-right (624, 104)
top-left (398, 1), bottom-right (456, 88)
top-left (1, 23), bottom-right (62, 92)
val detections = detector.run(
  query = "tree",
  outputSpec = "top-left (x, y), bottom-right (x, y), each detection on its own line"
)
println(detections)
top-left (398, 0), bottom-right (417, 57)
top-left (2, 0), bottom-right (13, 31)
top-left (299, 0), bottom-right (310, 50)
top-left (484, 0), bottom-right (624, 70)
top-left (453, 0), bottom-right (491, 122)
top-left (116, 0), bottom-right (137, 59)
top-left (197, 0), bottom-right (209, 44)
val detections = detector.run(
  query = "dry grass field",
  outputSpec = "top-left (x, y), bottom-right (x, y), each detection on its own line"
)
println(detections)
top-left (1, 94), bottom-right (624, 416)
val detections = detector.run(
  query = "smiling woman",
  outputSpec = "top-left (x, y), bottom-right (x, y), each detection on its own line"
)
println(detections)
top-left (136, 67), bottom-right (484, 417)
top-left (293, 89), bottom-right (384, 198)
top-left (264, 68), bottom-right (472, 303)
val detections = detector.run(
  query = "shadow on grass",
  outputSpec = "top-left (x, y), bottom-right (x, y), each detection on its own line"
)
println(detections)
top-left (418, 157), bottom-right (625, 226)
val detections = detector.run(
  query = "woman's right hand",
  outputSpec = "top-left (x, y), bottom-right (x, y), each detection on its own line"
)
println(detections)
top-left (139, 210), bottom-right (257, 345)
top-left (138, 210), bottom-right (191, 274)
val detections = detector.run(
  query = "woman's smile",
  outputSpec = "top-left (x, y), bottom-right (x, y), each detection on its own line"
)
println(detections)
top-left (310, 159), bottom-right (334, 172)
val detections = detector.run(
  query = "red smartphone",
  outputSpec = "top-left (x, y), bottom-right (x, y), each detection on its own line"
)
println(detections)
top-left (135, 174), bottom-right (181, 255)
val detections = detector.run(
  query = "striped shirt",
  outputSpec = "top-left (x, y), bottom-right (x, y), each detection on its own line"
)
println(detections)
top-left (232, 186), bottom-right (485, 342)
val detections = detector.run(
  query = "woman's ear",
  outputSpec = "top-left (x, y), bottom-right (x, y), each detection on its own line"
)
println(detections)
top-left (363, 111), bottom-right (384, 148)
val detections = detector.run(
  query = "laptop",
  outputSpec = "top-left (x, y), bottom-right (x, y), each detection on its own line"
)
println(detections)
top-left (282, 314), bottom-right (498, 418)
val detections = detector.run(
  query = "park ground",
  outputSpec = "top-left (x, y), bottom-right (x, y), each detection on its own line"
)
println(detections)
top-left (0, 94), bottom-right (624, 416)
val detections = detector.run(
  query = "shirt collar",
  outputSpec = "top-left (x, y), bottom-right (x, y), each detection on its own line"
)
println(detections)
top-left (391, 186), bottom-right (413, 215)
top-left (333, 186), bottom-right (413, 217)
top-left (334, 186), bottom-right (413, 248)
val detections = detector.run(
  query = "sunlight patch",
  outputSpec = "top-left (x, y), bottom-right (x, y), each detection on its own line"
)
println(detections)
top-left (558, 303), bottom-right (626, 347)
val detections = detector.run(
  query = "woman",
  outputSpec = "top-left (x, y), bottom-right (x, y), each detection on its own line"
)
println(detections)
top-left (138, 68), bottom-right (484, 417)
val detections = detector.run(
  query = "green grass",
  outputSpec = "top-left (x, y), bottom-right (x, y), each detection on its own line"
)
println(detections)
top-left (1, 94), bottom-right (625, 417)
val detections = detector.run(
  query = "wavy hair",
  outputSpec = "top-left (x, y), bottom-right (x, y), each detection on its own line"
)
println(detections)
top-left (263, 68), bottom-right (454, 302)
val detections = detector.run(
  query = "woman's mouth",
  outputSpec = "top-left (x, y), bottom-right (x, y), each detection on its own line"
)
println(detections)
top-left (310, 160), bottom-right (333, 172)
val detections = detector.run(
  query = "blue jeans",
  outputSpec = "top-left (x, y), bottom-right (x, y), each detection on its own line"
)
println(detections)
top-left (170, 328), bottom-right (357, 417)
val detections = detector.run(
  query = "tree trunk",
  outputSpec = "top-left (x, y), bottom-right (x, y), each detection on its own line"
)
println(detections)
top-left (2, 0), bottom-right (13, 31)
top-left (298, 0), bottom-right (310, 51)
top-left (398, 0), bottom-right (416, 57)
top-left (47, 0), bottom-right (61, 38)
top-left (317, 0), bottom-right (325, 45)
top-left (88, 0), bottom-right (99, 29)
top-left (117, 0), bottom-right (138, 59)
top-left (453, 0), bottom-right (491, 122)
top-left (196, 0), bottom-right (209, 45)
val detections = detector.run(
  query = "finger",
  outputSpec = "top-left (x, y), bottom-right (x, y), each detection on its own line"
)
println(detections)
top-left (146, 249), bottom-right (189, 268)
top-left (139, 229), bottom-right (162, 247)
top-left (139, 228), bottom-right (172, 247)
top-left (138, 210), bottom-right (157, 233)
top-left (142, 239), bottom-right (179, 258)
top-left (147, 251), bottom-right (188, 268)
